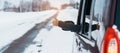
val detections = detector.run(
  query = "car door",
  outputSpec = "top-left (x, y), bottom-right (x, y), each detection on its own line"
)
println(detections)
top-left (75, 0), bottom-right (100, 53)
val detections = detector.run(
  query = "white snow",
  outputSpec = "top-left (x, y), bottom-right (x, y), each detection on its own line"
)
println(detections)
top-left (0, 10), bottom-right (57, 52)
top-left (23, 8), bottom-right (79, 53)
top-left (40, 27), bottom-right (75, 53)
top-left (23, 26), bottom-right (75, 53)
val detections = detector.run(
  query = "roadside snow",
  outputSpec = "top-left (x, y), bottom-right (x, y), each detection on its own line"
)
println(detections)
top-left (40, 26), bottom-right (75, 53)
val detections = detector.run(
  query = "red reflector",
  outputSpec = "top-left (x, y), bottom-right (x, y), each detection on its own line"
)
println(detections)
top-left (101, 27), bottom-right (120, 53)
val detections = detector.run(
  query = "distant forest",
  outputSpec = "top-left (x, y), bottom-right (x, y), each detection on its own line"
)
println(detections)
top-left (0, 0), bottom-right (80, 12)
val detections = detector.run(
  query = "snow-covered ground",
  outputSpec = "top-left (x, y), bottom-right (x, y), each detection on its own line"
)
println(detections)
top-left (23, 8), bottom-right (79, 53)
top-left (0, 10), bottom-right (57, 52)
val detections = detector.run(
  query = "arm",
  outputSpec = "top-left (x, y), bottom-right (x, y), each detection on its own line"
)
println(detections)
top-left (58, 21), bottom-right (81, 32)
top-left (58, 21), bottom-right (99, 33)
top-left (52, 18), bottom-right (99, 33)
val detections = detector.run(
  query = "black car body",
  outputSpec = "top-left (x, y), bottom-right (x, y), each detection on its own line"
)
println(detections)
top-left (74, 0), bottom-right (120, 53)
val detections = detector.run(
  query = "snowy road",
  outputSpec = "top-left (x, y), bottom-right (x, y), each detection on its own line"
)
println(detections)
top-left (3, 13), bottom-right (57, 53)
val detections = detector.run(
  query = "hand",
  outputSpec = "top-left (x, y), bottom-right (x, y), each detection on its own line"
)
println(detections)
top-left (53, 18), bottom-right (59, 26)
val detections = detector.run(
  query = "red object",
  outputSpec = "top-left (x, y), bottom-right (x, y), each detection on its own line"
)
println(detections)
top-left (101, 27), bottom-right (120, 53)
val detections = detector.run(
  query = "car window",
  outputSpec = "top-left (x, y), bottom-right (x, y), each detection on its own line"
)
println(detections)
top-left (115, 0), bottom-right (120, 31)
top-left (94, 0), bottom-right (111, 28)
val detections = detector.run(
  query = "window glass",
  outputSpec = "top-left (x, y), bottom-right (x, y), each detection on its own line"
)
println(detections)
top-left (115, 0), bottom-right (120, 31)
top-left (93, 0), bottom-right (111, 28)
